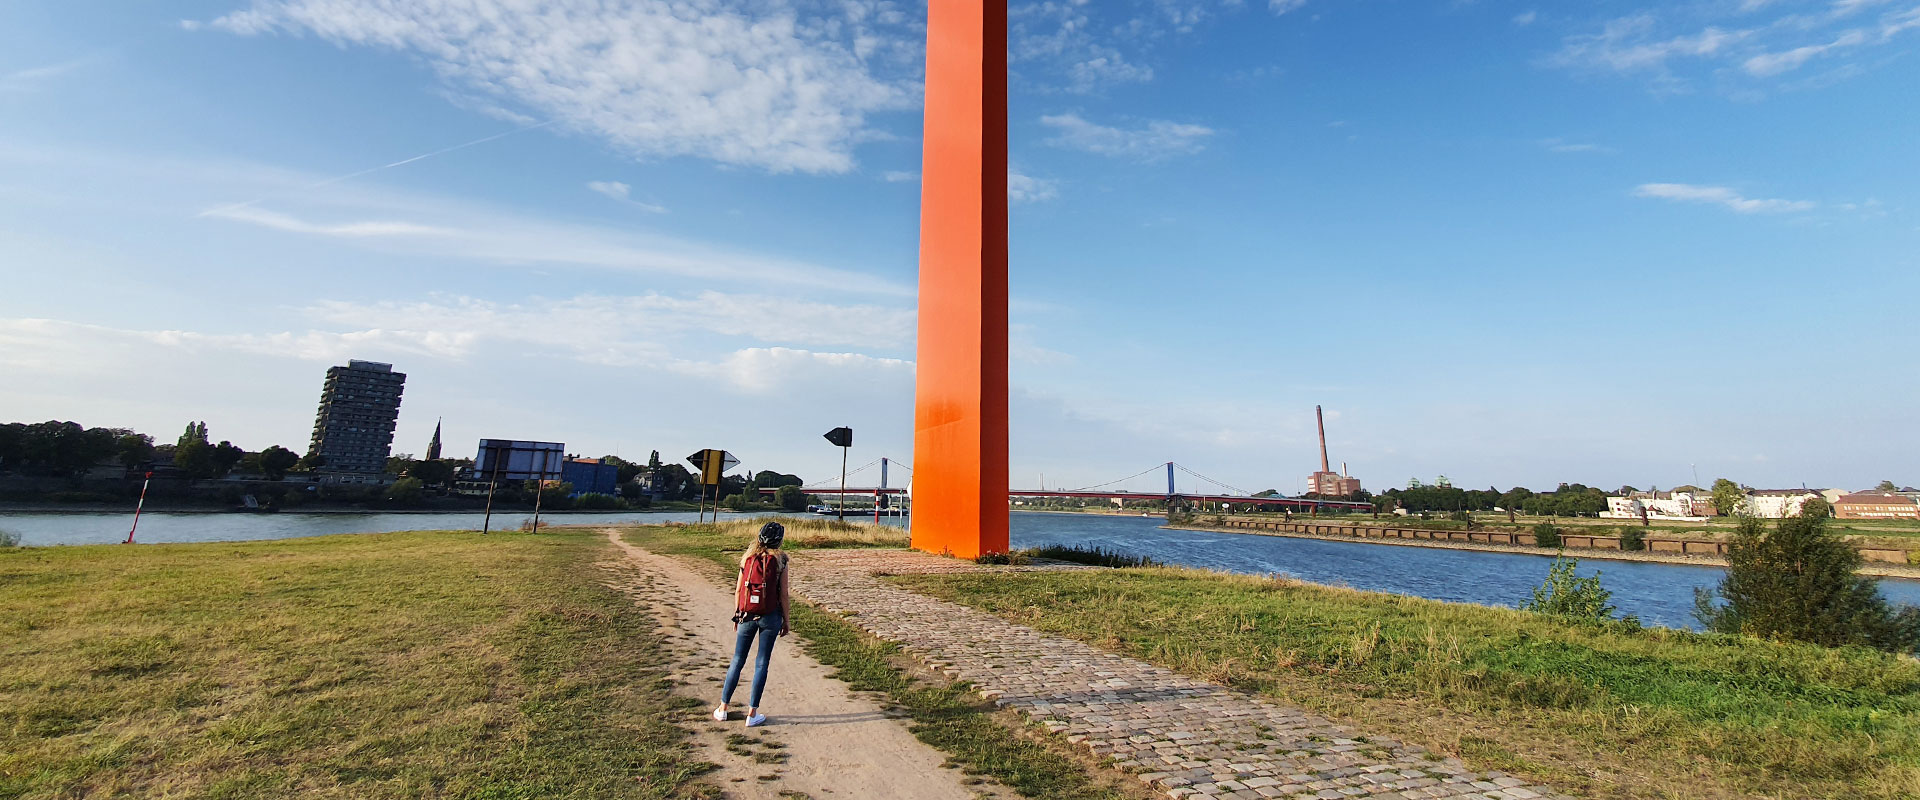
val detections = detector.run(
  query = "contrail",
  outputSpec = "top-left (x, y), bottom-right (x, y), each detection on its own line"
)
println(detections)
top-left (200, 119), bottom-right (555, 217)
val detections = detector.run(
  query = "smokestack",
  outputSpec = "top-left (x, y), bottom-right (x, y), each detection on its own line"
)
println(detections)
top-left (1316, 405), bottom-right (1330, 473)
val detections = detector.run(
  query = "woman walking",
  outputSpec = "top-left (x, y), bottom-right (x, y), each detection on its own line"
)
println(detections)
top-left (715, 521), bottom-right (791, 727)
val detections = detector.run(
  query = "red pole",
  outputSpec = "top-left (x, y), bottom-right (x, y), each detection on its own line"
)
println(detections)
top-left (125, 471), bottom-right (152, 544)
top-left (873, 489), bottom-right (881, 525)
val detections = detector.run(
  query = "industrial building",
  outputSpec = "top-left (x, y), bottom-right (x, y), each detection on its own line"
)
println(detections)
top-left (1307, 405), bottom-right (1363, 497)
top-left (561, 457), bottom-right (621, 496)
top-left (307, 360), bottom-right (406, 484)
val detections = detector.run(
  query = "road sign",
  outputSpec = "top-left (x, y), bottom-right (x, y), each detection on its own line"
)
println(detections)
top-left (823, 427), bottom-right (853, 447)
top-left (686, 449), bottom-right (738, 485)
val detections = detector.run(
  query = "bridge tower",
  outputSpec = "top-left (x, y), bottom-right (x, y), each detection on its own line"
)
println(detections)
top-left (1166, 462), bottom-right (1175, 499)
top-left (910, 0), bottom-right (1009, 559)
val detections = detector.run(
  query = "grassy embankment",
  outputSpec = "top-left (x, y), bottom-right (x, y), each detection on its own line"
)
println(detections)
top-left (891, 564), bottom-right (1920, 800)
top-left (0, 530), bottom-right (714, 799)
top-left (622, 520), bottom-right (1139, 800)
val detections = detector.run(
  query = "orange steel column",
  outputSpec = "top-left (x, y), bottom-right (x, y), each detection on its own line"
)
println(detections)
top-left (911, 0), bottom-right (1009, 559)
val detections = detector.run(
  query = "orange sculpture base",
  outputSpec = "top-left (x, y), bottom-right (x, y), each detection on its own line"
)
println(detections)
top-left (910, 0), bottom-right (1009, 560)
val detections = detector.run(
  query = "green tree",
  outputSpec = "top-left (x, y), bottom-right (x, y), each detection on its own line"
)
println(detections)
top-left (409, 459), bottom-right (454, 487)
top-left (295, 451), bottom-right (327, 474)
top-left (1802, 496), bottom-right (1833, 519)
top-left (1711, 478), bottom-right (1745, 517)
top-left (384, 477), bottom-right (425, 505)
top-left (115, 433), bottom-right (154, 469)
top-left (258, 446), bottom-right (301, 481)
top-left (1532, 521), bottom-right (1561, 548)
top-left (1876, 480), bottom-right (1900, 492)
top-left (1694, 509), bottom-right (1920, 653)
top-left (210, 441), bottom-right (246, 478)
top-left (173, 422), bottom-right (214, 479)
top-left (775, 484), bottom-right (808, 511)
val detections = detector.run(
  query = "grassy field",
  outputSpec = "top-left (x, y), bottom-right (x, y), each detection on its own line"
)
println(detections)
top-left (622, 520), bottom-right (1142, 800)
top-left (892, 564), bottom-right (1920, 800)
top-left (0, 530), bottom-right (712, 800)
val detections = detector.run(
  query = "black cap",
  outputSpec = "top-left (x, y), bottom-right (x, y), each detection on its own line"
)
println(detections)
top-left (758, 521), bottom-right (786, 548)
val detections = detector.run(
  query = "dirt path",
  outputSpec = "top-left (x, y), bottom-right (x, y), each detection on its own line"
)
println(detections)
top-left (599, 529), bottom-right (995, 800)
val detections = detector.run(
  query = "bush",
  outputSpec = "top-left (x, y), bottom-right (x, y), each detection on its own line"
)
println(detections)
top-left (0, 528), bottom-right (20, 548)
top-left (1694, 512), bottom-right (1920, 653)
top-left (775, 484), bottom-right (807, 512)
top-left (1522, 556), bottom-right (1630, 625)
top-left (1619, 526), bottom-right (1646, 551)
top-left (573, 492), bottom-right (622, 510)
top-left (384, 477), bottom-right (425, 505)
top-left (1017, 544), bottom-right (1159, 568)
top-left (1532, 522), bottom-right (1561, 548)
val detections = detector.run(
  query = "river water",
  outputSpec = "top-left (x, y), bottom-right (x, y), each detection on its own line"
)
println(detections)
top-left (6, 509), bottom-right (1917, 631)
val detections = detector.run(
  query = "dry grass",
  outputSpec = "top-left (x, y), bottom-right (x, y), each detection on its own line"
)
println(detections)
top-left (0, 530), bottom-right (712, 799)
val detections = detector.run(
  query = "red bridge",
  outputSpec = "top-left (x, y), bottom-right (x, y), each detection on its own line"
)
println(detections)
top-left (758, 460), bottom-right (1371, 513)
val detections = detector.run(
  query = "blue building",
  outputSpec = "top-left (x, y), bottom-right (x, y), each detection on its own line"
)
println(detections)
top-left (561, 457), bottom-right (620, 497)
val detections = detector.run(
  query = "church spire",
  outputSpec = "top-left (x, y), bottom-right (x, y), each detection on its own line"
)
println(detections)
top-left (426, 418), bottom-right (442, 461)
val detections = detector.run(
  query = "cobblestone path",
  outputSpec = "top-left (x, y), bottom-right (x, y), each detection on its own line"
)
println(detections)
top-left (793, 549), bottom-right (1571, 800)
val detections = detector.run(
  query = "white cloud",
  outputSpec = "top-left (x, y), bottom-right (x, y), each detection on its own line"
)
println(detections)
top-left (200, 205), bottom-right (455, 238)
top-left (1269, 0), bottom-right (1310, 14)
top-left (1633, 183), bottom-right (1815, 214)
top-left (586, 180), bottom-right (667, 213)
top-left (1744, 29), bottom-right (1868, 75)
top-left (1007, 170), bottom-right (1058, 204)
top-left (1040, 113), bottom-right (1214, 160)
top-left (1540, 138), bottom-right (1615, 155)
top-left (204, 0), bottom-right (918, 173)
top-left (0, 58), bottom-right (93, 92)
top-left (1513, 11), bottom-right (1539, 27)
top-left (882, 170), bottom-right (919, 183)
top-left (1553, 3), bottom-right (1920, 86)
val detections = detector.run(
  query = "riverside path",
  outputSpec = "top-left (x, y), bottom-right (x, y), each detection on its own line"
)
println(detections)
top-left (791, 549), bottom-right (1570, 800)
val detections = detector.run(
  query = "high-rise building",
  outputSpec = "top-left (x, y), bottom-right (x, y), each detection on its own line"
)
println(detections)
top-left (308, 360), bottom-right (407, 484)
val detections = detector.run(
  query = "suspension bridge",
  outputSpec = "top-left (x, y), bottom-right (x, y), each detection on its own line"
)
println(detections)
top-left (758, 460), bottom-right (1373, 513)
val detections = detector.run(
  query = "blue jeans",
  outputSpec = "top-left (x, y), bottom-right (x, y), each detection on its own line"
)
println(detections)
top-left (722, 612), bottom-right (783, 708)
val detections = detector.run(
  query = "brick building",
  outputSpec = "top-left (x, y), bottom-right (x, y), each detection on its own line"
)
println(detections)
top-left (1834, 492), bottom-right (1920, 520)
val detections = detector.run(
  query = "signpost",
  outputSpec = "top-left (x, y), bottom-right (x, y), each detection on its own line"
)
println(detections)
top-left (823, 427), bottom-right (852, 521)
top-left (686, 449), bottom-right (738, 523)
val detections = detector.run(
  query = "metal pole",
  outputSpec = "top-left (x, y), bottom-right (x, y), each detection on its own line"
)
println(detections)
top-left (873, 489), bottom-right (880, 525)
top-left (838, 446), bottom-right (848, 522)
top-left (124, 471), bottom-right (152, 544)
top-left (529, 453), bottom-right (546, 534)
top-left (481, 448), bottom-right (502, 535)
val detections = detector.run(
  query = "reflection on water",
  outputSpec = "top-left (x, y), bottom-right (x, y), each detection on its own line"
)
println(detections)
top-left (5, 508), bottom-right (1914, 631)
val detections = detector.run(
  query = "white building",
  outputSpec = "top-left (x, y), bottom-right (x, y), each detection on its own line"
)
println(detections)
top-left (1742, 489), bottom-right (1822, 519)
top-left (1604, 491), bottom-right (1709, 521)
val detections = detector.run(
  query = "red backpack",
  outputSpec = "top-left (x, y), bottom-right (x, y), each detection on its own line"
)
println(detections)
top-left (737, 553), bottom-right (782, 616)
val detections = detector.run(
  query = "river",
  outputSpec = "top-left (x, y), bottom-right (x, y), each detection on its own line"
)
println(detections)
top-left (6, 509), bottom-right (1917, 631)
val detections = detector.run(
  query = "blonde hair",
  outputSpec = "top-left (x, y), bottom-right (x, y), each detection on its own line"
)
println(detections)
top-left (741, 540), bottom-right (784, 568)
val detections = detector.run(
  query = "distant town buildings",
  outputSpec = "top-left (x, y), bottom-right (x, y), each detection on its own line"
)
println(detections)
top-left (1835, 492), bottom-right (1920, 520)
top-left (1739, 489), bottom-right (1821, 518)
top-left (1604, 490), bottom-right (1711, 521)
top-left (1308, 405), bottom-right (1363, 497)
top-left (308, 360), bottom-right (406, 485)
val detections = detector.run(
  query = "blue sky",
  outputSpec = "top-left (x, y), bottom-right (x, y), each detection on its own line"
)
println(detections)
top-left (2, 0), bottom-right (1915, 495)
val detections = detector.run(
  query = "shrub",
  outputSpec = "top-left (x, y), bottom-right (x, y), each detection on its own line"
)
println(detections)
top-left (384, 477), bottom-right (425, 505)
top-left (1448, 511), bottom-right (1472, 523)
top-left (0, 528), bottom-right (20, 548)
top-left (1695, 512), bottom-right (1920, 653)
top-left (1619, 526), bottom-right (1646, 552)
top-left (1017, 544), bottom-right (1159, 568)
top-left (1532, 522), bottom-right (1561, 548)
top-left (574, 492), bottom-right (623, 510)
top-left (1522, 557), bottom-right (1629, 625)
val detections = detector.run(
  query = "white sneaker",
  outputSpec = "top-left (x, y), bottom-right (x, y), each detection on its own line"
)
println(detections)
top-left (745, 713), bottom-right (767, 727)
top-left (712, 707), bottom-right (728, 722)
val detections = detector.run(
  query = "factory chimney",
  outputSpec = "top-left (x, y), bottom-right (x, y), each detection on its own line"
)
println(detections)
top-left (1316, 405), bottom-right (1330, 473)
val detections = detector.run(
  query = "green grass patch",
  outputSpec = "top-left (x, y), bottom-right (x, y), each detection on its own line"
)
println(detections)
top-left (0, 530), bottom-right (712, 799)
top-left (623, 523), bottom-right (1134, 800)
top-left (890, 565), bottom-right (1920, 800)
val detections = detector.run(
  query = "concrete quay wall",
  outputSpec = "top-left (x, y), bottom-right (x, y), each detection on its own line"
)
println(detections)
top-left (1213, 517), bottom-right (1915, 565)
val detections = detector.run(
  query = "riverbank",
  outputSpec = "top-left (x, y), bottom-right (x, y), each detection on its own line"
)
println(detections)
top-left (0, 530), bottom-right (711, 798)
top-left (888, 556), bottom-right (1920, 800)
top-left (1166, 521), bottom-right (1920, 579)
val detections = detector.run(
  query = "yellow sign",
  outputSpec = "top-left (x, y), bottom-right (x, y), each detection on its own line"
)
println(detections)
top-left (686, 449), bottom-right (738, 486)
